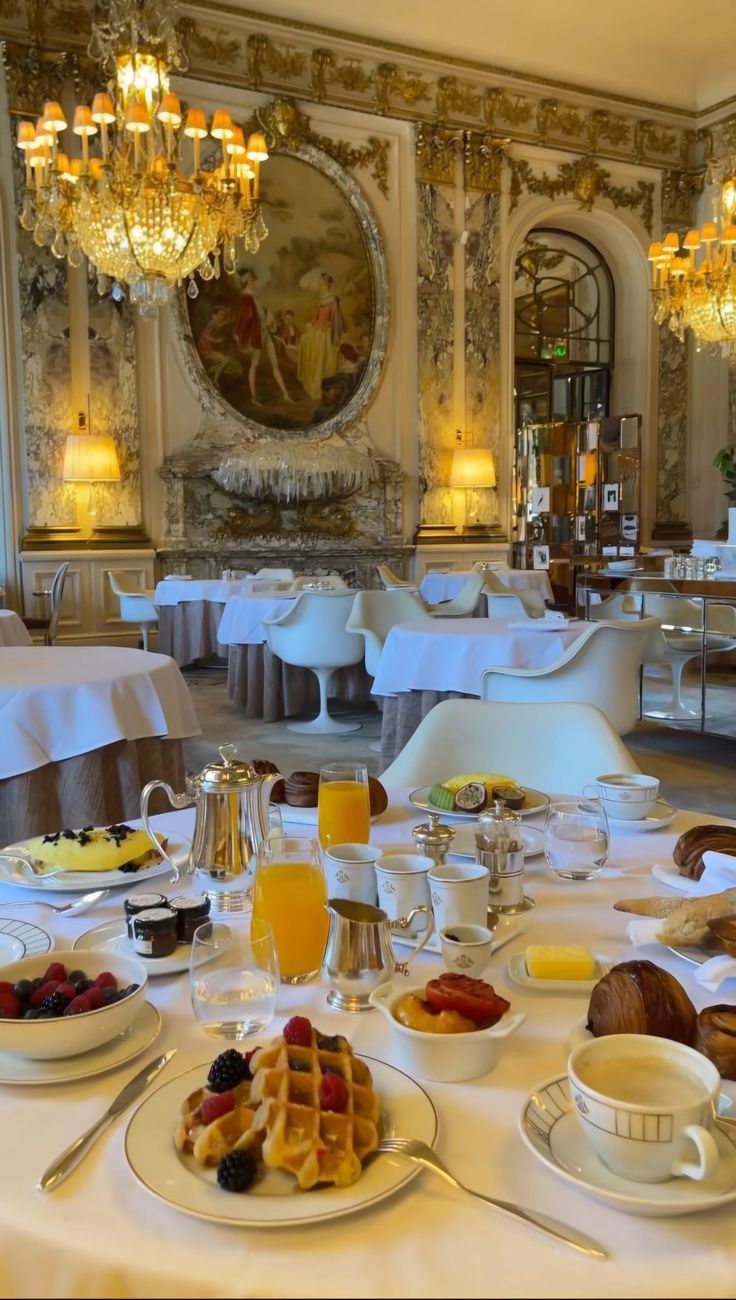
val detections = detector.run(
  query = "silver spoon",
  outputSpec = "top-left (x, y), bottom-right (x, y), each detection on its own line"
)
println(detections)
top-left (0, 890), bottom-right (104, 917)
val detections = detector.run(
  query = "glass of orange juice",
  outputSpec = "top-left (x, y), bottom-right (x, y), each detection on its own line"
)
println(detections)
top-left (318, 763), bottom-right (370, 850)
top-left (252, 836), bottom-right (328, 983)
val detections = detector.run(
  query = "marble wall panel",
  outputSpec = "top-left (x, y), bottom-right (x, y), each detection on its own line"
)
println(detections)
top-left (416, 180), bottom-right (455, 526)
top-left (654, 327), bottom-right (689, 527)
top-left (464, 189), bottom-right (501, 525)
top-left (86, 293), bottom-right (141, 526)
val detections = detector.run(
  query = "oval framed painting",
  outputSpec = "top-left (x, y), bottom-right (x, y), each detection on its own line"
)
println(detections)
top-left (177, 142), bottom-right (389, 438)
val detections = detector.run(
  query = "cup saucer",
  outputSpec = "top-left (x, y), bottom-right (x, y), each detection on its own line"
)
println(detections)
top-left (606, 800), bottom-right (677, 832)
top-left (519, 1074), bottom-right (736, 1217)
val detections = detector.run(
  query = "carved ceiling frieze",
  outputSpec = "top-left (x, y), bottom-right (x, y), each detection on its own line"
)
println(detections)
top-left (509, 155), bottom-right (655, 233)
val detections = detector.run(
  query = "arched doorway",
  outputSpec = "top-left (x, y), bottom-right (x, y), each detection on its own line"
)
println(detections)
top-left (514, 228), bottom-right (614, 428)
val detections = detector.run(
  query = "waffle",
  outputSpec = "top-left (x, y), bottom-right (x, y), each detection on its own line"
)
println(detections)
top-left (249, 1031), bottom-right (381, 1189)
top-left (174, 1080), bottom-right (263, 1167)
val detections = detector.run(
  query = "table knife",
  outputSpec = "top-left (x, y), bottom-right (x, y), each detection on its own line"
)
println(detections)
top-left (38, 1048), bottom-right (177, 1193)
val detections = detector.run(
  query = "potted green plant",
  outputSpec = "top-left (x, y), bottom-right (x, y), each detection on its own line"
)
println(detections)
top-left (713, 446), bottom-right (736, 539)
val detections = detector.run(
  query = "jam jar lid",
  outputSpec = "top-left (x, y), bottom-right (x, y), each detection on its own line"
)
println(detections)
top-left (124, 892), bottom-right (167, 915)
top-left (170, 894), bottom-right (210, 915)
top-left (132, 906), bottom-right (177, 932)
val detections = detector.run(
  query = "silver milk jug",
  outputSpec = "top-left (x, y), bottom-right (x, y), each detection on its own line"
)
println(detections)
top-left (323, 897), bottom-right (434, 1012)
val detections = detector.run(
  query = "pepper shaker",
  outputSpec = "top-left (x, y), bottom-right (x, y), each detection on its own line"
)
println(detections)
top-left (475, 800), bottom-right (534, 914)
top-left (412, 813), bottom-right (455, 867)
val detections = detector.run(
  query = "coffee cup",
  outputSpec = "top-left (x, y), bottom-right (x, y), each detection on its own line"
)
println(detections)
top-left (427, 863), bottom-right (490, 931)
top-left (582, 773), bottom-right (660, 821)
top-left (568, 1033), bottom-right (720, 1183)
top-left (439, 924), bottom-right (495, 977)
top-left (324, 843), bottom-right (381, 907)
top-left (375, 854), bottom-right (433, 936)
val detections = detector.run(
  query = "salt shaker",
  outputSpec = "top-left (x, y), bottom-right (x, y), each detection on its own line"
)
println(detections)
top-left (475, 800), bottom-right (534, 914)
top-left (412, 813), bottom-right (455, 867)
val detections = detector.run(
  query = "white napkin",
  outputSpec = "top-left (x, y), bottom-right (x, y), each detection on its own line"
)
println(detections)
top-left (700, 850), bottom-right (736, 890)
top-left (694, 955), bottom-right (736, 991)
top-left (164, 574), bottom-right (192, 581)
top-left (541, 610), bottom-right (567, 622)
top-left (626, 917), bottom-right (662, 947)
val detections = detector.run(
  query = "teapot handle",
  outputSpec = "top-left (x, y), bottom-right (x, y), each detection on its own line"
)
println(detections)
top-left (257, 772), bottom-right (281, 845)
top-left (140, 780), bottom-right (193, 885)
top-left (389, 906), bottom-right (435, 974)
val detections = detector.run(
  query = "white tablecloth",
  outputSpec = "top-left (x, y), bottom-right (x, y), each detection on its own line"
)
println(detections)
top-left (154, 578), bottom-right (253, 606)
top-left (1, 798), bottom-right (735, 1299)
top-left (420, 569), bottom-right (554, 604)
top-left (217, 594), bottom-right (298, 646)
top-left (371, 617), bottom-right (585, 698)
top-left (0, 646), bottom-right (199, 779)
top-left (0, 609), bottom-right (31, 647)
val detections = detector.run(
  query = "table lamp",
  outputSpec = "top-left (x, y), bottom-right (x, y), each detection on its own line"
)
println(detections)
top-left (63, 430), bottom-right (121, 537)
top-left (449, 441), bottom-right (496, 533)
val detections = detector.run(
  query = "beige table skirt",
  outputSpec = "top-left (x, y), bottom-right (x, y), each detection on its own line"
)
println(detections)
top-left (156, 602), bottom-right (227, 667)
top-left (0, 736), bottom-right (185, 842)
top-left (227, 643), bottom-right (373, 722)
top-left (379, 689), bottom-right (472, 768)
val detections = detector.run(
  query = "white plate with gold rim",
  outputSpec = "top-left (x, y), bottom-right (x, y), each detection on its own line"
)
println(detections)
top-left (606, 802), bottom-right (677, 833)
top-left (0, 1001), bottom-right (161, 1086)
top-left (125, 1055), bottom-right (437, 1227)
top-left (392, 915), bottom-right (524, 957)
top-left (74, 919), bottom-right (195, 977)
top-left (520, 1074), bottom-right (736, 1217)
top-left (0, 836), bottom-right (190, 893)
top-left (409, 786), bottom-right (549, 821)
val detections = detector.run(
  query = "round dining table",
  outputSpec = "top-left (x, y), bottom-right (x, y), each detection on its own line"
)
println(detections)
top-left (0, 608), bottom-right (32, 647)
top-left (154, 578), bottom-right (256, 667)
top-left (372, 617), bottom-right (586, 765)
top-left (0, 646), bottom-right (199, 840)
top-left (0, 796), bottom-right (733, 1299)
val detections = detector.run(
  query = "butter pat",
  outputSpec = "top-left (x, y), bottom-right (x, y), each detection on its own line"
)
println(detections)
top-left (525, 945), bottom-right (596, 981)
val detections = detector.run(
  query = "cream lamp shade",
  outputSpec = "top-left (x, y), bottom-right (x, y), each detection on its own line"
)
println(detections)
top-left (62, 434), bottom-right (121, 482)
top-left (449, 447), bottom-right (496, 489)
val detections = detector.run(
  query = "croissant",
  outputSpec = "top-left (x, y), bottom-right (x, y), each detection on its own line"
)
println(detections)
top-left (693, 1006), bottom-right (736, 1080)
top-left (673, 825), bottom-right (736, 881)
top-left (587, 960), bottom-right (696, 1044)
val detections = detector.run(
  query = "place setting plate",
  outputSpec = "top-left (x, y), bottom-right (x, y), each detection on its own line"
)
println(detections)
top-left (519, 1074), bottom-right (736, 1217)
top-left (0, 836), bottom-right (190, 893)
top-left (392, 914), bottom-right (524, 957)
top-left (74, 920), bottom-right (194, 977)
top-left (125, 1055), bottom-right (438, 1228)
top-left (0, 918), bottom-right (52, 961)
top-left (506, 954), bottom-right (612, 994)
top-left (0, 1002), bottom-right (162, 1086)
top-left (409, 787), bottom-right (550, 821)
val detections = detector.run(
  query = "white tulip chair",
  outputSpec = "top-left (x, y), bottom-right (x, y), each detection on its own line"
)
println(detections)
top-left (484, 570), bottom-right (547, 617)
top-left (256, 567), bottom-right (294, 581)
top-left (427, 572), bottom-right (485, 616)
top-left (376, 563), bottom-right (418, 591)
top-left (263, 590), bottom-right (364, 734)
top-left (480, 617), bottom-right (661, 734)
top-left (107, 571), bottom-right (158, 651)
top-left (380, 699), bottom-right (639, 793)
top-left (486, 591), bottom-right (544, 620)
top-left (346, 589), bottom-right (432, 678)
top-left (634, 591), bottom-right (736, 719)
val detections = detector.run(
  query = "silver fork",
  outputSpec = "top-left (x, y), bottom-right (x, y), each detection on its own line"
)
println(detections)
top-left (378, 1138), bottom-right (607, 1260)
top-left (0, 890), bottom-right (104, 917)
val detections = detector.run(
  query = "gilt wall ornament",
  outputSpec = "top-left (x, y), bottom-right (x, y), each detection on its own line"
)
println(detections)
top-left (509, 155), bottom-right (655, 233)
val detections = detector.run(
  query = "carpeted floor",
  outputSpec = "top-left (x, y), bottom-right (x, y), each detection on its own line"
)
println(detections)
top-left (181, 667), bottom-right (735, 817)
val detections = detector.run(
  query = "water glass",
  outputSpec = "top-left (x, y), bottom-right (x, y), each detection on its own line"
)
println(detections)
top-left (318, 763), bottom-right (370, 849)
top-left (544, 799), bottom-right (610, 880)
top-left (190, 917), bottom-right (279, 1039)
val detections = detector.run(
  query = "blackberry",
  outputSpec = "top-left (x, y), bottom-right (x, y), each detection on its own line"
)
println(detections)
top-left (41, 990), bottom-right (72, 1017)
top-left (207, 1049), bottom-right (250, 1093)
top-left (216, 1151), bottom-right (257, 1193)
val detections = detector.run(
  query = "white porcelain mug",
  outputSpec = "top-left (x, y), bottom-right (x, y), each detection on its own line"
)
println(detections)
top-left (324, 843), bottom-right (382, 907)
top-left (582, 773), bottom-right (660, 821)
top-left (375, 854), bottom-right (433, 936)
top-left (427, 863), bottom-right (490, 931)
top-left (568, 1034), bottom-right (720, 1183)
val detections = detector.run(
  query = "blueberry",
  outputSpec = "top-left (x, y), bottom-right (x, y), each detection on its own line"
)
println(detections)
top-left (30, 977), bottom-right (45, 992)
top-left (322, 1064), bottom-right (343, 1078)
top-left (101, 986), bottom-right (117, 1004)
top-left (13, 979), bottom-right (32, 1000)
top-left (23, 1008), bottom-right (40, 1019)
top-left (74, 980), bottom-right (93, 993)
top-left (68, 970), bottom-right (86, 984)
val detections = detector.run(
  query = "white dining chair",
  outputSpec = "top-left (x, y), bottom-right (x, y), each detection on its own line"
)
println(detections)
top-left (256, 567), bottom-right (294, 582)
top-left (484, 570), bottom-right (547, 618)
top-left (107, 571), bottom-right (158, 651)
top-left (380, 699), bottom-right (639, 793)
top-left (24, 560), bottom-right (69, 645)
top-left (427, 572), bottom-right (485, 617)
top-left (480, 617), bottom-right (662, 734)
top-left (263, 590), bottom-right (364, 733)
top-left (635, 592), bottom-right (736, 719)
top-left (376, 563), bottom-right (418, 591)
top-left (290, 574), bottom-right (348, 591)
top-left (485, 591), bottom-right (544, 620)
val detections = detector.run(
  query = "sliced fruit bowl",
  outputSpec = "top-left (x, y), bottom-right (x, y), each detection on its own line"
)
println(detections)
top-left (0, 949), bottom-right (147, 1059)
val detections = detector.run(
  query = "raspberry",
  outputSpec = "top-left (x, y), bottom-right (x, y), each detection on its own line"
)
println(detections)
top-left (30, 980), bottom-right (60, 1008)
top-left (199, 1091), bottom-right (236, 1125)
top-left (0, 982), bottom-right (14, 994)
top-left (44, 962), bottom-right (67, 982)
top-left (63, 994), bottom-right (92, 1016)
top-left (94, 972), bottom-right (117, 990)
top-left (283, 1016), bottom-right (312, 1047)
top-left (0, 990), bottom-right (20, 1019)
top-left (55, 982), bottom-right (77, 1001)
top-left (86, 986), bottom-right (105, 1010)
top-left (319, 1072), bottom-right (348, 1113)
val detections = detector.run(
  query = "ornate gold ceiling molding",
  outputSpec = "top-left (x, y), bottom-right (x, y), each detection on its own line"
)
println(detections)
top-left (4, 0), bottom-right (735, 173)
top-left (508, 155), bottom-right (655, 233)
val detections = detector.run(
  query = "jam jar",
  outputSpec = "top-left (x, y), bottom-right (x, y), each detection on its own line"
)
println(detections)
top-left (169, 893), bottom-right (211, 943)
top-left (124, 892), bottom-right (168, 939)
top-left (132, 907), bottom-right (178, 958)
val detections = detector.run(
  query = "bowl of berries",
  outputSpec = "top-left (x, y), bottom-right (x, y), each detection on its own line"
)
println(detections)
top-left (0, 950), bottom-right (147, 1059)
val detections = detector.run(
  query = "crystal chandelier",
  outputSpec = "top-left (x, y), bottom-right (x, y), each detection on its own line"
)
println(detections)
top-left (15, 0), bottom-right (269, 314)
top-left (648, 149), bottom-right (736, 358)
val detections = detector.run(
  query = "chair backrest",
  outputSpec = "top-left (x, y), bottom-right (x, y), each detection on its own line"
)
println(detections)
top-left (346, 589), bottom-right (431, 677)
top-left (380, 699), bottom-right (640, 793)
top-left (108, 570), bottom-right (142, 597)
top-left (485, 584), bottom-right (545, 618)
top-left (107, 571), bottom-right (158, 625)
top-left (587, 590), bottom-right (644, 621)
top-left (290, 574), bottom-right (348, 591)
top-left (430, 572), bottom-right (484, 616)
top-left (486, 592), bottom-right (532, 620)
top-left (264, 591), bottom-right (364, 670)
top-left (256, 568), bottom-right (294, 581)
top-left (47, 562), bottom-right (70, 641)
top-left (480, 617), bottom-right (661, 734)
top-left (376, 563), bottom-right (416, 590)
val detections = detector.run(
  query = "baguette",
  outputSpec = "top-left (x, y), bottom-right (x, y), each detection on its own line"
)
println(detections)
top-left (616, 889), bottom-right (736, 948)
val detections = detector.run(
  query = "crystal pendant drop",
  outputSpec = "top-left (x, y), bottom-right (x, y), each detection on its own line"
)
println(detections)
top-left (187, 278), bottom-right (199, 299)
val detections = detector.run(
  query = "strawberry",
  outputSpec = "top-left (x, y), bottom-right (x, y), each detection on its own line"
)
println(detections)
top-left (94, 972), bottom-right (117, 990)
top-left (283, 1016), bottom-right (312, 1047)
top-left (199, 1091), bottom-right (236, 1125)
top-left (54, 983), bottom-right (77, 1001)
top-left (319, 1072), bottom-right (348, 1113)
top-left (63, 994), bottom-right (92, 1016)
top-left (0, 989), bottom-right (20, 1019)
top-left (86, 986), bottom-right (105, 1010)
top-left (30, 980), bottom-right (60, 1008)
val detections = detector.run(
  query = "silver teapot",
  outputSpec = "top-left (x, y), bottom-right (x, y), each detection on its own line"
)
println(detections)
top-left (140, 745), bottom-right (279, 884)
top-left (323, 898), bottom-right (435, 1012)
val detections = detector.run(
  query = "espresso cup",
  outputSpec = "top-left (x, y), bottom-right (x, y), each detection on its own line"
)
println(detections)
top-left (375, 854), bottom-right (433, 936)
top-left (582, 773), bottom-right (660, 821)
top-left (324, 843), bottom-right (381, 907)
top-left (568, 1034), bottom-right (720, 1183)
top-left (427, 863), bottom-right (490, 931)
top-left (439, 924), bottom-right (495, 978)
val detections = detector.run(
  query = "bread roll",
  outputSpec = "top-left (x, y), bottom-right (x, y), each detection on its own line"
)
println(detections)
top-left (673, 825), bottom-right (736, 881)
top-left (694, 1006), bottom-right (736, 1080)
